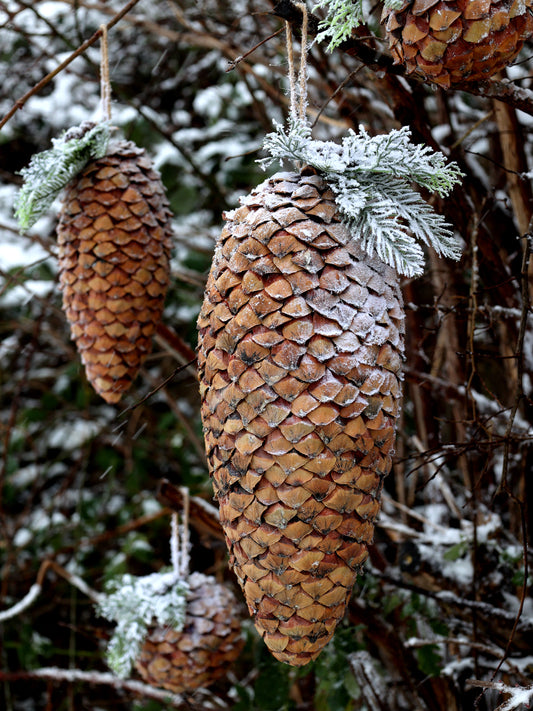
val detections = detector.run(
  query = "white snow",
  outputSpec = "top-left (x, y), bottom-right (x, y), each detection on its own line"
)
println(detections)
top-left (0, 280), bottom-right (54, 306)
top-left (47, 418), bottom-right (102, 450)
top-left (0, 231), bottom-right (52, 271)
top-left (10, 464), bottom-right (40, 488)
top-left (13, 528), bottom-right (33, 548)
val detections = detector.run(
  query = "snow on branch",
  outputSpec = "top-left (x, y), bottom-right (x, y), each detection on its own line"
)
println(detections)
top-left (0, 584), bottom-right (42, 623)
top-left (468, 679), bottom-right (533, 711)
top-left (495, 684), bottom-right (533, 711)
top-left (0, 667), bottom-right (184, 706)
top-left (260, 116), bottom-right (463, 276)
top-left (15, 121), bottom-right (110, 231)
top-left (0, 559), bottom-right (101, 623)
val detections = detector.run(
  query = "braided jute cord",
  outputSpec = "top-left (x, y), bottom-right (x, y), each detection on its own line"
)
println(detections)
top-left (100, 23), bottom-right (111, 122)
top-left (285, 2), bottom-right (309, 122)
top-left (170, 488), bottom-right (191, 581)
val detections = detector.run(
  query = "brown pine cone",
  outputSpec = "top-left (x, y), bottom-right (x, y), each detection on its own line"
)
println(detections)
top-left (197, 169), bottom-right (405, 666)
top-left (382, 0), bottom-right (533, 87)
top-left (134, 573), bottom-right (244, 693)
top-left (57, 140), bottom-right (173, 403)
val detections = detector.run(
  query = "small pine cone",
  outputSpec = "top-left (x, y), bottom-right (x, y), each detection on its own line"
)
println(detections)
top-left (382, 0), bottom-right (533, 87)
top-left (134, 573), bottom-right (244, 693)
top-left (57, 141), bottom-right (173, 403)
top-left (197, 170), bottom-right (405, 666)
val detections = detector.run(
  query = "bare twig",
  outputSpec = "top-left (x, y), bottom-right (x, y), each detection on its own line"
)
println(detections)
top-left (226, 28), bottom-right (284, 71)
top-left (0, 0), bottom-right (143, 130)
top-left (99, 23), bottom-right (111, 122)
top-left (118, 358), bottom-right (197, 417)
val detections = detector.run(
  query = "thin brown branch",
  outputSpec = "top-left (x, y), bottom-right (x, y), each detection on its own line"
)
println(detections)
top-left (499, 230), bottom-right (533, 496)
top-left (0, 558), bottom-right (100, 623)
top-left (226, 28), bottom-right (284, 71)
top-left (42, 507), bottom-right (174, 561)
top-left (0, 0), bottom-right (143, 131)
top-left (119, 357), bottom-right (197, 416)
top-left (141, 369), bottom-right (207, 465)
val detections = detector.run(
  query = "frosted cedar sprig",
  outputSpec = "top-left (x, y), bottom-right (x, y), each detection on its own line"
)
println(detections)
top-left (96, 571), bottom-right (189, 678)
top-left (260, 116), bottom-right (463, 277)
top-left (314, 0), bottom-right (404, 51)
top-left (15, 121), bottom-right (110, 231)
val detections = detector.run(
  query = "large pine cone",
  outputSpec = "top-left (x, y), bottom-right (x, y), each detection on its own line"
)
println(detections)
top-left (197, 170), bottom-right (405, 666)
top-left (134, 573), bottom-right (244, 693)
top-left (382, 0), bottom-right (533, 87)
top-left (57, 141), bottom-right (173, 403)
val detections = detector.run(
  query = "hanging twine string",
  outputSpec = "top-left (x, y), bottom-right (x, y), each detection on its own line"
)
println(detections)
top-left (100, 24), bottom-right (111, 122)
top-left (285, 4), bottom-right (309, 123)
top-left (170, 512), bottom-right (180, 580)
top-left (170, 488), bottom-right (191, 581)
top-left (179, 486), bottom-right (190, 578)
top-left (297, 3), bottom-right (309, 122)
top-left (285, 21), bottom-right (298, 120)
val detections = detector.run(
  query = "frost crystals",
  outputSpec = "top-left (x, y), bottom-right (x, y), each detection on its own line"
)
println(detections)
top-left (260, 116), bottom-right (463, 277)
top-left (96, 570), bottom-right (189, 678)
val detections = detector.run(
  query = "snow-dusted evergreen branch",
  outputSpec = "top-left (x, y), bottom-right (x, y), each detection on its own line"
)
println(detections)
top-left (314, 0), bottom-right (403, 51)
top-left (97, 571), bottom-right (189, 678)
top-left (260, 117), bottom-right (463, 276)
top-left (15, 121), bottom-right (110, 231)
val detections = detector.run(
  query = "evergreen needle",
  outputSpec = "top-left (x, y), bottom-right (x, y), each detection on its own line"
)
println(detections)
top-left (96, 571), bottom-right (188, 678)
top-left (314, 0), bottom-right (404, 51)
top-left (260, 117), bottom-right (463, 276)
top-left (14, 121), bottom-right (111, 231)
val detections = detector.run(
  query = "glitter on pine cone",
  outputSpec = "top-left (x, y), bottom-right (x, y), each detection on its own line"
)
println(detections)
top-left (134, 573), bottom-right (244, 693)
top-left (382, 0), bottom-right (533, 87)
top-left (57, 140), bottom-right (173, 403)
top-left (197, 169), bottom-right (405, 666)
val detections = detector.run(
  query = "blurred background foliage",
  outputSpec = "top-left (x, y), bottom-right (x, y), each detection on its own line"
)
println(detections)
top-left (0, 0), bottom-right (532, 709)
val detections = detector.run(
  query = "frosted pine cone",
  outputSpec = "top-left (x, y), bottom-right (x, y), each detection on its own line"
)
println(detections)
top-left (57, 141), bottom-right (172, 403)
top-left (197, 169), bottom-right (405, 666)
top-left (134, 573), bottom-right (244, 693)
top-left (382, 0), bottom-right (533, 87)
